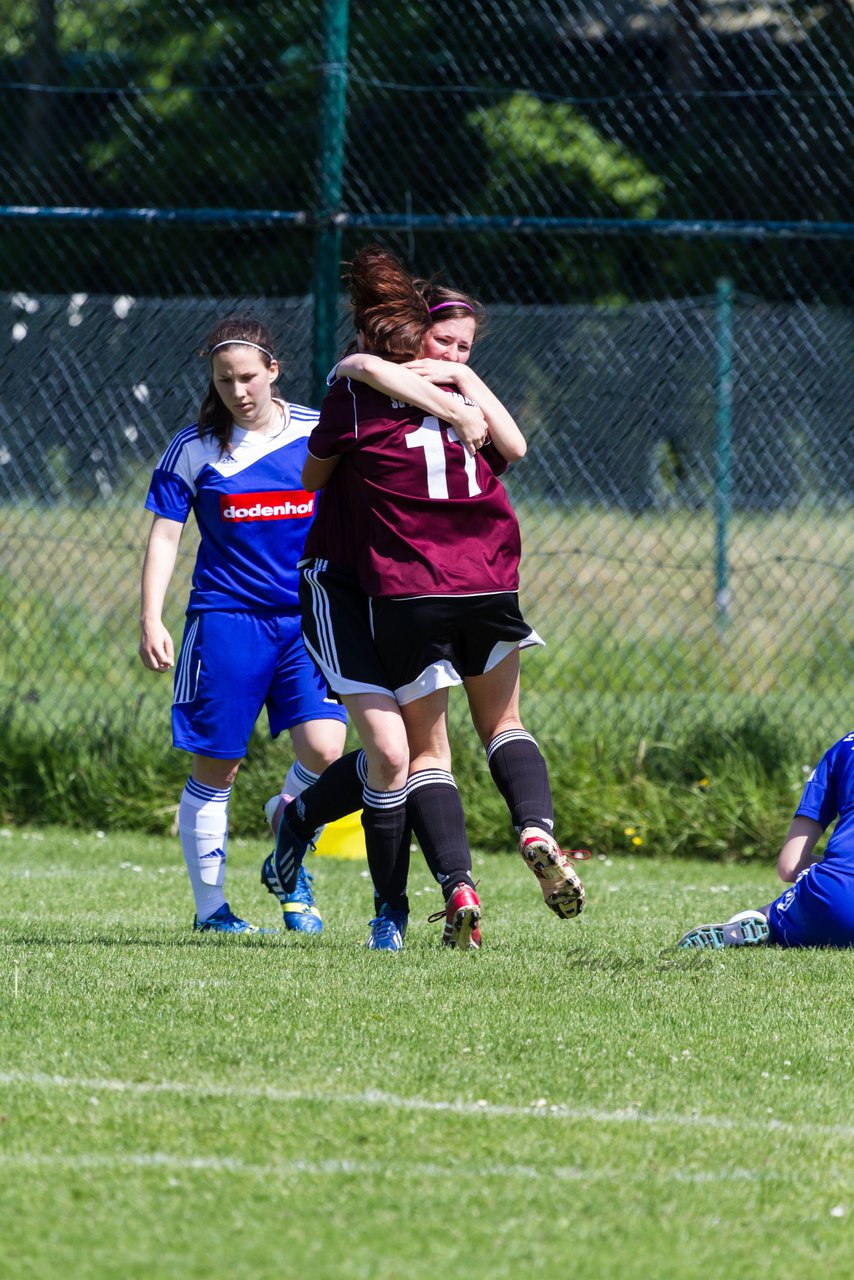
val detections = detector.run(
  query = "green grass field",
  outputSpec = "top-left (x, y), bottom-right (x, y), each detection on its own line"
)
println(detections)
top-left (3, 828), bottom-right (854, 1279)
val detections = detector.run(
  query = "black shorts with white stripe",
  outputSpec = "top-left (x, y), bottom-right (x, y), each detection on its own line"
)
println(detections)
top-left (299, 558), bottom-right (395, 699)
top-left (370, 592), bottom-right (544, 705)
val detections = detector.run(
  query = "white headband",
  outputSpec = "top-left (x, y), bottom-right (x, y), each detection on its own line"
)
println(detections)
top-left (208, 339), bottom-right (273, 360)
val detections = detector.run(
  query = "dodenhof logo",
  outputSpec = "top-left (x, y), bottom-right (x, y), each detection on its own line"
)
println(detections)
top-left (220, 491), bottom-right (316, 521)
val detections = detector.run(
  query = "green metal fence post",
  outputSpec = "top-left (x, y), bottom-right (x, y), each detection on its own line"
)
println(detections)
top-left (312, 0), bottom-right (350, 409)
top-left (714, 277), bottom-right (734, 629)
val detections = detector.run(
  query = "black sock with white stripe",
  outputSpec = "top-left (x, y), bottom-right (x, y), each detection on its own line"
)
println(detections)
top-left (287, 749), bottom-right (367, 839)
top-left (406, 769), bottom-right (474, 901)
top-left (362, 783), bottom-right (410, 915)
top-left (486, 730), bottom-right (555, 834)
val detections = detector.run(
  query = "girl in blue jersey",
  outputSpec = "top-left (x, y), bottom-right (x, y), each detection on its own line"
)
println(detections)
top-left (678, 732), bottom-right (854, 948)
top-left (139, 316), bottom-right (347, 935)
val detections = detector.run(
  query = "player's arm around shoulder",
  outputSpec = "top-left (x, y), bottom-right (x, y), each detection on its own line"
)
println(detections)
top-left (335, 352), bottom-right (419, 398)
top-left (335, 353), bottom-right (487, 452)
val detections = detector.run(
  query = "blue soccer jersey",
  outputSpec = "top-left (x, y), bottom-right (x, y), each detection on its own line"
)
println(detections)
top-left (795, 732), bottom-right (854, 861)
top-left (145, 402), bottom-right (319, 613)
top-left (766, 732), bottom-right (854, 947)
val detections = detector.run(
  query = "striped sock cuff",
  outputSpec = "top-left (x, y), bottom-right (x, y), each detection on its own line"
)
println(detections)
top-left (184, 777), bottom-right (232, 804)
top-left (407, 769), bottom-right (458, 795)
top-left (486, 729), bottom-right (538, 762)
top-left (292, 760), bottom-right (321, 789)
top-left (362, 783), bottom-right (408, 811)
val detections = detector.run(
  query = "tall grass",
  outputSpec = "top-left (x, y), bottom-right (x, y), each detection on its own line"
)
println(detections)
top-left (0, 689), bottom-right (832, 863)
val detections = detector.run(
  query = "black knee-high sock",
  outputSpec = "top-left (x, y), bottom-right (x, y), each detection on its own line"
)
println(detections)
top-left (287, 749), bottom-right (367, 838)
top-left (406, 769), bottom-right (474, 901)
top-left (486, 730), bottom-right (554, 833)
top-left (361, 783), bottom-right (410, 915)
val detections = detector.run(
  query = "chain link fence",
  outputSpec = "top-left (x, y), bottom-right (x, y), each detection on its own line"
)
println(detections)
top-left (1, 0), bottom-right (853, 743)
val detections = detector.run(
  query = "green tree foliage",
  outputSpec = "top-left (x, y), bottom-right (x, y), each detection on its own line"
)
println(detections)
top-left (0, 1), bottom-right (850, 300)
top-left (471, 93), bottom-right (664, 221)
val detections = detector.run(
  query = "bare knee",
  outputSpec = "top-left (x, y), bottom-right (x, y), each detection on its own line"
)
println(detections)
top-left (364, 739), bottom-right (409, 791)
top-left (192, 755), bottom-right (242, 788)
top-left (291, 720), bottom-right (347, 774)
top-left (299, 739), bottom-right (345, 774)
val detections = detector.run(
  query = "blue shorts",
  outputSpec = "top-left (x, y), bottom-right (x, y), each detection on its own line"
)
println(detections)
top-left (172, 610), bottom-right (346, 759)
top-left (767, 861), bottom-right (854, 948)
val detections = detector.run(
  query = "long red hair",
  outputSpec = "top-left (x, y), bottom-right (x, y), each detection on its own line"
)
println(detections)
top-left (345, 245), bottom-right (430, 362)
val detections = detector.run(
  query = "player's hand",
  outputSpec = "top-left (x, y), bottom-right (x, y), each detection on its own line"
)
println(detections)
top-left (139, 620), bottom-right (174, 672)
top-left (453, 403), bottom-right (488, 455)
top-left (404, 358), bottom-right (464, 386)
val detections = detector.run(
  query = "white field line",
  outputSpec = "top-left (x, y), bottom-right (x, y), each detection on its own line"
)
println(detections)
top-left (2, 1070), bottom-right (854, 1140)
top-left (0, 1150), bottom-right (767, 1185)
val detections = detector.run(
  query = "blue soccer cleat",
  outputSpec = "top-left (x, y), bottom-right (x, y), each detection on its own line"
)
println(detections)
top-left (366, 904), bottom-right (408, 952)
top-left (677, 922), bottom-right (727, 949)
top-left (275, 865), bottom-right (323, 934)
top-left (262, 794), bottom-right (315, 898)
top-left (193, 902), bottom-right (276, 935)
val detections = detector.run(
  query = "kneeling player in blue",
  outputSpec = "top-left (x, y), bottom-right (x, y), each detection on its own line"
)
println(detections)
top-left (678, 732), bottom-right (854, 949)
top-left (139, 316), bottom-right (347, 934)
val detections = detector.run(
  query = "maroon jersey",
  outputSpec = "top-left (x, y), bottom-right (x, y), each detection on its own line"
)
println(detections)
top-left (305, 376), bottom-right (521, 598)
top-left (302, 460), bottom-right (366, 568)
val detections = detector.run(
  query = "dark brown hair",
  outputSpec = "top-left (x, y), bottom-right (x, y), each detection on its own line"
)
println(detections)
top-left (345, 244), bottom-right (430, 362)
top-left (197, 315), bottom-right (277, 453)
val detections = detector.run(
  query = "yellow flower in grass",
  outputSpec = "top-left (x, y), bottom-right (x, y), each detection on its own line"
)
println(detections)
top-left (631, 836), bottom-right (643, 846)
top-left (624, 826), bottom-right (636, 836)
top-left (698, 777), bottom-right (710, 789)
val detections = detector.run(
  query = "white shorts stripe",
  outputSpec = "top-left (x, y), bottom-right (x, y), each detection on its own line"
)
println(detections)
top-left (172, 615), bottom-right (199, 706)
top-left (300, 560), bottom-right (395, 699)
top-left (304, 559), bottom-right (337, 675)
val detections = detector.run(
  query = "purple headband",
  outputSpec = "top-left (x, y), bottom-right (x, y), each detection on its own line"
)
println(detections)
top-left (428, 300), bottom-right (475, 314)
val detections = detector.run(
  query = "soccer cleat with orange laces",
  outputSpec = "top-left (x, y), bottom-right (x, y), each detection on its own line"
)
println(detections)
top-left (519, 829), bottom-right (587, 919)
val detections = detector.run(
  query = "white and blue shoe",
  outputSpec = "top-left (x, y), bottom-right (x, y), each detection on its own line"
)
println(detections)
top-left (366, 904), bottom-right (408, 952)
top-left (193, 903), bottom-right (275, 935)
top-left (678, 909), bottom-right (770, 949)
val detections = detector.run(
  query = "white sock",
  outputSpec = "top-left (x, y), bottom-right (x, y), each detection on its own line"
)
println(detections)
top-left (178, 777), bottom-right (232, 921)
top-left (281, 761), bottom-right (325, 840)
top-left (282, 760), bottom-right (321, 798)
